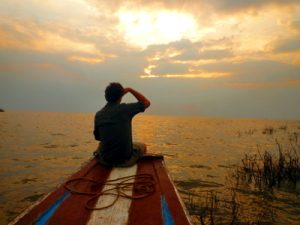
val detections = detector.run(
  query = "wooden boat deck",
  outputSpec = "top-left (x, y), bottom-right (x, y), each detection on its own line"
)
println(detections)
top-left (9, 156), bottom-right (192, 225)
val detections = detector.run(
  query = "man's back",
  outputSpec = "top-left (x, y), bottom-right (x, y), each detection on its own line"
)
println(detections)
top-left (94, 83), bottom-right (150, 166)
top-left (94, 101), bottom-right (145, 164)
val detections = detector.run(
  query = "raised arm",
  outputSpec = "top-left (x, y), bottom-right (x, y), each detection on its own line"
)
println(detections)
top-left (123, 88), bottom-right (151, 109)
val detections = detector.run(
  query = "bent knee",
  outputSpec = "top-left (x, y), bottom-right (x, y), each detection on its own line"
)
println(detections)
top-left (133, 142), bottom-right (147, 153)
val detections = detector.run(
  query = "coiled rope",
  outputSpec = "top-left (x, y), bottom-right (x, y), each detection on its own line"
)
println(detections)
top-left (64, 173), bottom-right (156, 210)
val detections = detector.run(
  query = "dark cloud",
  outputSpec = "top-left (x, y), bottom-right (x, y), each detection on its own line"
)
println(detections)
top-left (209, 0), bottom-right (263, 13)
top-left (168, 39), bottom-right (202, 49)
top-left (175, 49), bottom-right (232, 61)
top-left (89, 50), bottom-right (148, 79)
top-left (144, 39), bottom-right (233, 61)
top-left (0, 48), bottom-right (148, 112)
top-left (87, 0), bottom-right (203, 12)
top-left (145, 39), bottom-right (201, 61)
top-left (290, 20), bottom-right (300, 32)
top-left (203, 86), bottom-right (300, 119)
top-left (143, 39), bottom-right (201, 56)
top-left (88, 0), bottom-right (300, 17)
top-left (174, 48), bottom-right (199, 61)
top-left (1, 48), bottom-right (300, 119)
top-left (142, 39), bottom-right (234, 77)
top-left (208, 0), bottom-right (300, 12)
top-left (271, 36), bottom-right (300, 53)
top-left (200, 60), bottom-right (300, 83)
top-left (1, 0), bottom-right (300, 119)
top-left (199, 49), bottom-right (232, 59)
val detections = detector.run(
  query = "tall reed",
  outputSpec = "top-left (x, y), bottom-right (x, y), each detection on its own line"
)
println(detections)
top-left (240, 139), bottom-right (299, 189)
top-left (183, 138), bottom-right (299, 225)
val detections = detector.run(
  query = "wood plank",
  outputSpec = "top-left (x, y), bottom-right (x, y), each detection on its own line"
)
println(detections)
top-left (7, 193), bottom-right (52, 225)
top-left (128, 158), bottom-right (192, 225)
top-left (153, 160), bottom-right (192, 225)
top-left (10, 159), bottom-right (102, 225)
top-left (10, 157), bottom-right (191, 225)
top-left (127, 159), bottom-right (163, 225)
top-left (87, 164), bottom-right (138, 225)
top-left (47, 161), bottom-right (112, 225)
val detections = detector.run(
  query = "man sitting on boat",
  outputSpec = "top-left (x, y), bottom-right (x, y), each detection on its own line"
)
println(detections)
top-left (93, 82), bottom-right (151, 167)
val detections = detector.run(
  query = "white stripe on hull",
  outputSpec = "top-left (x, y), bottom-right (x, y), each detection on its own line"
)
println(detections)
top-left (87, 165), bottom-right (137, 225)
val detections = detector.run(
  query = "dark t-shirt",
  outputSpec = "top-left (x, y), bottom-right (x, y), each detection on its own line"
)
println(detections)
top-left (94, 101), bottom-right (145, 164)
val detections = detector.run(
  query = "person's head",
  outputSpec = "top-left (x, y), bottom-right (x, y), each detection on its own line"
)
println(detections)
top-left (105, 82), bottom-right (124, 103)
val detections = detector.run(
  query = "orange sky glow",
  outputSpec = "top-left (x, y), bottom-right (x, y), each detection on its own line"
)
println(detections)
top-left (0, 0), bottom-right (300, 118)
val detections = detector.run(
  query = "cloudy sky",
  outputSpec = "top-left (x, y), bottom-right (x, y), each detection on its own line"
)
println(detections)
top-left (0, 0), bottom-right (300, 119)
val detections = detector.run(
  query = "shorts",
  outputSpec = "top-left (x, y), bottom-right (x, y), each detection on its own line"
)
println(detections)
top-left (96, 142), bottom-right (146, 167)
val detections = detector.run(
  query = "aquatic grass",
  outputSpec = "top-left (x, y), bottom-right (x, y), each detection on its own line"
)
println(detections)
top-left (239, 139), bottom-right (300, 189)
top-left (183, 138), bottom-right (299, 225)
top-left (185, 191), bottom-right (220, 225)
top-left (289, 132), bottom-right (299, 145)
top-left (278, 125), bottom-right (287, 130)
top-left (262, 127), bottom-right (275, 135)
top-left (245, 129), bottom-right (256, 135)
top-left (185, 188), bottom-right (275, 225)
top-left (237, 129), bottom-right (256, 138)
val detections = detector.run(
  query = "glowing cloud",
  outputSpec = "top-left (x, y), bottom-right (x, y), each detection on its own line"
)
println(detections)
top-left (0, 20), bottom-right (97, 54)
top-left (140, 71), bottom-right (231, 79)
top-left (67, 53), bottom-right (116, 64)
top-left (117, 9), bottom-right (198, 48)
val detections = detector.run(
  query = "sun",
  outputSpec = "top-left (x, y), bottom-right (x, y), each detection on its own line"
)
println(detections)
top-left (117, 9), bottom-right (198, 48)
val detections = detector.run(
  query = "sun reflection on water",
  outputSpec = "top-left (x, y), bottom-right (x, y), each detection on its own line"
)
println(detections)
top-left (0, 112), bottom-right (299, 224)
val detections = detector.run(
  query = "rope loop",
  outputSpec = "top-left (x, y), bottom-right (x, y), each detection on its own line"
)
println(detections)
top-left (64, 173), bottom-right (156, 210)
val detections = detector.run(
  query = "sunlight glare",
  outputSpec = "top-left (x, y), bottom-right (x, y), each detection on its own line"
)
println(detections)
top-left (118, 9), bottom-right (198, 48)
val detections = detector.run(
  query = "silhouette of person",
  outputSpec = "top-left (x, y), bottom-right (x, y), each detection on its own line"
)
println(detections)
top-left (93, 82), bottom-right (151, 167)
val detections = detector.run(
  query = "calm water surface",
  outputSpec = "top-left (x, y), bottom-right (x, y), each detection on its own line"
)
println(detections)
top-left (0, 112), bottom-right (299, 224)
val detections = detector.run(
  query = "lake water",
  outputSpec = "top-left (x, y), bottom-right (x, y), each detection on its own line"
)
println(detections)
top-left (0, 112), bottom-right (299, 224)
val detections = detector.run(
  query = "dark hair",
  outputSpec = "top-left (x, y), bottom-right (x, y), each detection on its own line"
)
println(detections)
top-left (105, 82), bottom-right (124, 102)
